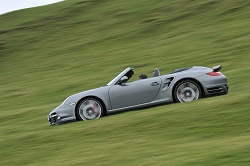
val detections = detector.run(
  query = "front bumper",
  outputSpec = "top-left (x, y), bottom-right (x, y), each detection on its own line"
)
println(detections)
top-left (48, 104), bottom-right (77, 126)
top-left (48, 112), bottom-right (61, 126)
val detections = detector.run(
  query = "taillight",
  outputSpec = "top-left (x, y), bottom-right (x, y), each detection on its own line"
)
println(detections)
top-left (207, 72), bottom-right (222, 76)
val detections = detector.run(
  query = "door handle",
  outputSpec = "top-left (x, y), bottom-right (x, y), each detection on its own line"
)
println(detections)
top-left (150, 81), bottom-right (160, 86)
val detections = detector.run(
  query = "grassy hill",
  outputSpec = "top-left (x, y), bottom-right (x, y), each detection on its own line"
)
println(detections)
top-left (1, 0), bottom-right (250, 165)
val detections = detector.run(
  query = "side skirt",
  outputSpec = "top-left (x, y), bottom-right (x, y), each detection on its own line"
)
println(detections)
top-left (107, 99), bottom-right (173, 113)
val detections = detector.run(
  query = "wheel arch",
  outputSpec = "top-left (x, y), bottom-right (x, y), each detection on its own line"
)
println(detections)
top-left (75, 96), bottom-right (107, 121)
top-left (172, 78), bottom-right (205, 102)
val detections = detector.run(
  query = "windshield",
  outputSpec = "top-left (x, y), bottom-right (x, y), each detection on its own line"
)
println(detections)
top-left (107, 67), bottom-right (133, 86)
top-left (107, 71), bottom-right (126, 86)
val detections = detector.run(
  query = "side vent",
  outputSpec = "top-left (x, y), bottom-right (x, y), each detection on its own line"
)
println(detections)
top-left (162, 77), bottom-right (174, 90)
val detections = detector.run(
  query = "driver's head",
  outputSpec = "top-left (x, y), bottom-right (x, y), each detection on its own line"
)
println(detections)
top-left (139, 74), bottom-right (147, 80)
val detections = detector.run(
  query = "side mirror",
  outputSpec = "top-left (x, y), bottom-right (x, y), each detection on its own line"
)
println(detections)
top-left (118, 76), bottom-right (128, 85)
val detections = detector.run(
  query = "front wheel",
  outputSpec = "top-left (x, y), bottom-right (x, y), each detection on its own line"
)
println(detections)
top-left (173, 80), bottom-right (201, 103)
top-left (76, 98), bottom-right (103, 121)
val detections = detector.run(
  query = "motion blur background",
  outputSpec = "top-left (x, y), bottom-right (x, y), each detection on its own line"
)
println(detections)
top-left (0, 0), bottom-right (250, 165)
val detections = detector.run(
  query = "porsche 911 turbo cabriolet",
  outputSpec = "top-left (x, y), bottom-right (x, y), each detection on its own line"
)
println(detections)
top-left (48, 65), bottom-right (228, 125)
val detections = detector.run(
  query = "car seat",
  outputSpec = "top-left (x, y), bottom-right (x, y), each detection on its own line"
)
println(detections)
top-left (152, 68), bottom-right (160, 77)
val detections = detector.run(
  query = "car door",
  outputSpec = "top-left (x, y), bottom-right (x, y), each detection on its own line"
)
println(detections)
top-left (108, 77), bottom-right (162, 109)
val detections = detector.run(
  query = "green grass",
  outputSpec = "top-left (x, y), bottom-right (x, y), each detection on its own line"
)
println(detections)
top-left (1, 0), bottom-right (250, 165)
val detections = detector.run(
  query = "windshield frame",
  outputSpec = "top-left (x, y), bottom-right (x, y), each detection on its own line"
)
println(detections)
top-left (107, 67), bottom-right (133, 86)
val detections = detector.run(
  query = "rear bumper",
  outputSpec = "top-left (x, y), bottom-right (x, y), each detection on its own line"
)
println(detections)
top-left (197, 72), bottom-right (228, 97)
top-left (205, 84), bottom-right (228, 96)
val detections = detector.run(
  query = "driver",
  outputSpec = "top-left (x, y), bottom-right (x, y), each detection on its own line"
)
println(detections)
top-left (139, 74), bottom-right (147, 80)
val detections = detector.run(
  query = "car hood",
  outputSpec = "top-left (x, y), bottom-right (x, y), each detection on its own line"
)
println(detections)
top-left (62, 86), bottom-right (109, 105)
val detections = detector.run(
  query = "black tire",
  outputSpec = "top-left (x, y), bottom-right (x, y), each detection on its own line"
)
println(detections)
top-left (173, 80), bottom-right (201, 103)
top-left (76, 98), bottom-right (103, 121)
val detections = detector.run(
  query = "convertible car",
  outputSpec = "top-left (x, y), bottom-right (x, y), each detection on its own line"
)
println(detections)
top-left (48, 65), bottom-right (228, 125)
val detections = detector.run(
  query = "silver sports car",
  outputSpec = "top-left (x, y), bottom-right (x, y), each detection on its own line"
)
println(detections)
top-left (48, 65), bottom-right (228, 125)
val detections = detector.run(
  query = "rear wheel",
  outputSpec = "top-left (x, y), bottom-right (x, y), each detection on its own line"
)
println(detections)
top-left (173, 80), bottom-right (201, 103)
top-left (76, 98), bottom-right (103, 120)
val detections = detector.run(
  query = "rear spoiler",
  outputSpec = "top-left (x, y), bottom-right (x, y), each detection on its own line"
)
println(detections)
top-left (212, 65), bottom-right (222, 72)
